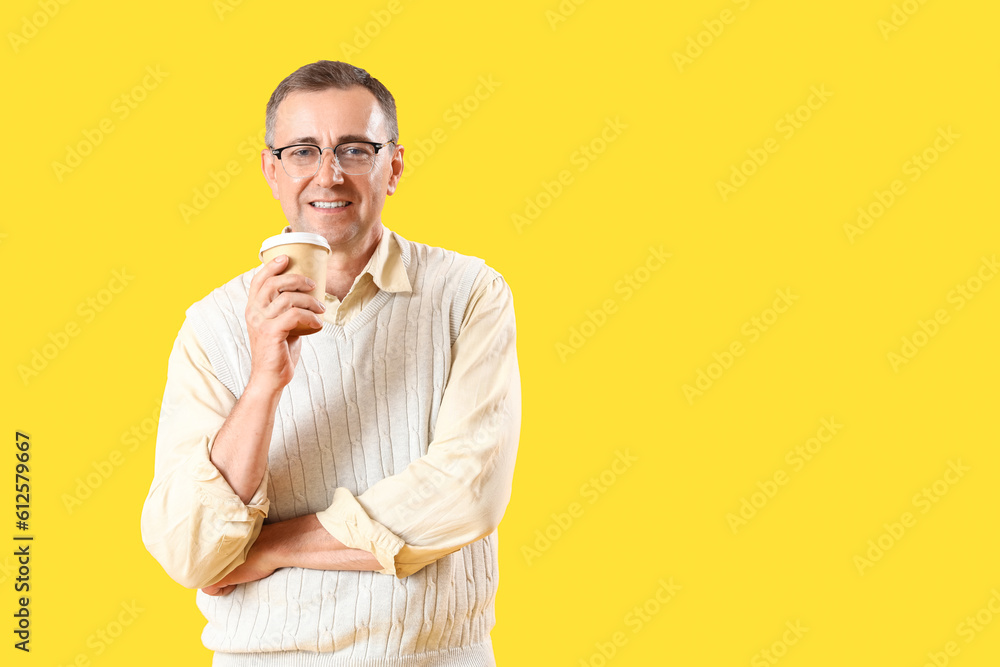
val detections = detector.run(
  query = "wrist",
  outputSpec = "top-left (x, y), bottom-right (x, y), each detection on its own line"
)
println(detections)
top-left (252, 523), bottom-right (284, 571)
top-left (243, 373), bottom-right (286, 403)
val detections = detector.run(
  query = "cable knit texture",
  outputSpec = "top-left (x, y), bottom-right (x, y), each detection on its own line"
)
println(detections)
top-left (184, 234), bottom-right (498, 665)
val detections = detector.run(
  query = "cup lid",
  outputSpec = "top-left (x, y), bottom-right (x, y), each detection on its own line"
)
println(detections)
top-left (259, 232), bottom-right (331, 261)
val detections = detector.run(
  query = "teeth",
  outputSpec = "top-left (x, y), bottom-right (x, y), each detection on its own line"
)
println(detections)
top-left (311, 201), bottom-right (349, 208)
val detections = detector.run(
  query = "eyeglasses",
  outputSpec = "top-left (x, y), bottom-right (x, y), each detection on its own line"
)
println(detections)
top-left (269, 140), bottom-right (396, 178)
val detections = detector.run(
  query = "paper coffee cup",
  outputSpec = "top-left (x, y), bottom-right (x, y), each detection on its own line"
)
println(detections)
top-left (259, 232), bottom-right (331, 335)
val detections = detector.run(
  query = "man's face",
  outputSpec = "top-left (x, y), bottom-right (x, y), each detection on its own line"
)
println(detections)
top-left (261, 86), bottom-right (403, 247)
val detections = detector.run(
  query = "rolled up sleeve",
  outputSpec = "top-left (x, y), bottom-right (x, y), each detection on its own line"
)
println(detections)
top-left (140, 319), bottom-right (270, 589)
top-left (315, 267), bottom-right (521, 577)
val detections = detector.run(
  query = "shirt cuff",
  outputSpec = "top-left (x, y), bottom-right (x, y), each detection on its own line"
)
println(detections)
top-left (315, 487), bottom-right (405, 576)
top-left (186, 438), bottom-right (270, 524)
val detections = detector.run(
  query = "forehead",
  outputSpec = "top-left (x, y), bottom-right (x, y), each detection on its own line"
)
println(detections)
top-left (274, 86), bottom-right (387, 143)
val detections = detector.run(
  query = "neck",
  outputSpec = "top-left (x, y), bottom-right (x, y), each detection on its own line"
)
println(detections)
top-left (322, 223), bottom-right (383, 301)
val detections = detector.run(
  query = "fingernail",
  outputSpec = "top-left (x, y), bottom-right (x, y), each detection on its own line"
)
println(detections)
top-left (305, 278), bottom-right (316, 288)
top-left (274, 255), bottom-right (287, 262)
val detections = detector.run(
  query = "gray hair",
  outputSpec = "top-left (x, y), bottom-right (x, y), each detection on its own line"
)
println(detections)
top-left (264, 60), bottom-right (398, 148)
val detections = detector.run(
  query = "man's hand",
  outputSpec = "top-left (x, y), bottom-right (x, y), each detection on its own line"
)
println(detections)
top-left (200, 514), bottom-right (383, 595)
top-left (246, 255), bottom-right (326, 392)
top-left (207, 256), bottom-right (327, 505)
top-left (201, 545), bottom-right (276, 596)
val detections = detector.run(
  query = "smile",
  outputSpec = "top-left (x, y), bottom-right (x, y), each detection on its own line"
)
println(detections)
top-left (310, 201), bottom-right (351, 208)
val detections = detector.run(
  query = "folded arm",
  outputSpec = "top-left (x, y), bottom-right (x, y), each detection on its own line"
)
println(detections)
top-left (140, 259), bottom-right (327, 589)
top-left (315, 268), bottom-right (521, 577)
top-left (139, 318), bottom-right (271, 589)
top-left (143, 265), bottom-right (520, 590)
top-left (210, 267), bottom-right (521, 588)
top-left (201, 513), bottom-right (382, 596)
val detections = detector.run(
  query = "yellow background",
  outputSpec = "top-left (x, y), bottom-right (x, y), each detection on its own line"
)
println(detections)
top-left (3, 0), bottom-right (998, 664)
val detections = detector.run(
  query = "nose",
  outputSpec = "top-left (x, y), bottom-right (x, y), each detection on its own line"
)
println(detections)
top-left (314, 147), bottom-right (345, 185)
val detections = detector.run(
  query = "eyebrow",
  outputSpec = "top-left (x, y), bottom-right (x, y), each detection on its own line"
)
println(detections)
top-left (285, 134), bottom-right (376, 145)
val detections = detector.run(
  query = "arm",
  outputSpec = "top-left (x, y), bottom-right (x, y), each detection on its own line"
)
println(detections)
top-left (139, 256), bottom-right (326, 589)
top-left (352, 269), bottom-right (520, 576)
top-left (223, 268), bottom-right (520, 580)
top-left (210, 255), bottom-right (326, 503)
top-left (201, 514), bottom-right (382, 596)
top-left (139, 318), bottom-right (268, 589)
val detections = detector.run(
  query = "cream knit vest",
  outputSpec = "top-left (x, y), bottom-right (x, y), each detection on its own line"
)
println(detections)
top-left (185, 232), bottom-right (497, 666)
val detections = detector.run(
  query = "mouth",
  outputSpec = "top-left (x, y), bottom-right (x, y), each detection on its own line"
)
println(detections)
top-left (309, 200), bottom-right (352, 209)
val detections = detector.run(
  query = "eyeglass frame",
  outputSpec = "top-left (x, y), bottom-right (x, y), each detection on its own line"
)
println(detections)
top-left (268, 140), bottom-right (397, 178)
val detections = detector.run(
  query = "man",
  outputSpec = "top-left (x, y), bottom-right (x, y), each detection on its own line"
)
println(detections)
top-left (140, 60), bottom-right (520, 665)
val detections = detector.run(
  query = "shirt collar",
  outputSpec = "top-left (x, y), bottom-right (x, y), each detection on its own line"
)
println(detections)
top-left (280, 225), bottom-right (411, 294)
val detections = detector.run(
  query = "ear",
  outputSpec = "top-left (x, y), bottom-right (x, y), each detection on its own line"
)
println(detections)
top-left (261, 149), bottom-right (280, 200)
top-left (385, 144), bottom-right (404, 196)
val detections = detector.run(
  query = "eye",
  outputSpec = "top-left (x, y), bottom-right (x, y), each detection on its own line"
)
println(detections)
top-left (339, 143), bottom-right (376, 158)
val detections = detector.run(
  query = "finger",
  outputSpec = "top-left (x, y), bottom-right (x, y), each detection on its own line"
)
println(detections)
top-left (262, 292), bottom-right (326, 320)
top-left (253, 273), bottom-right (319, 311)
top-left (202, 584), bottom-right (236, 596)
top-left (273, 307), bottom-right (324, 335)
top-left (249, 254), bottom-right (290, 295)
